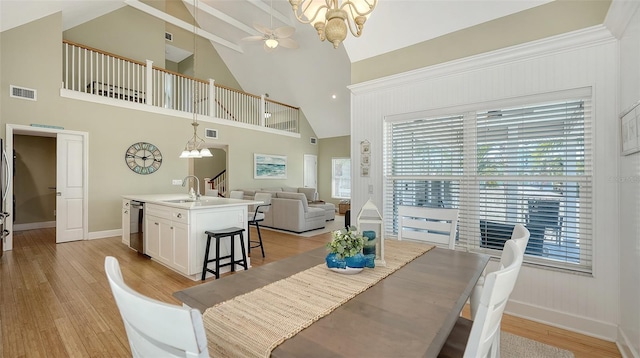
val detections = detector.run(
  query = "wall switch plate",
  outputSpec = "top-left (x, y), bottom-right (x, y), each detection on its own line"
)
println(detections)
top-left (172, 179), bottom-right (182, 185)
top-left (368, 184), bottom-right (374, 194)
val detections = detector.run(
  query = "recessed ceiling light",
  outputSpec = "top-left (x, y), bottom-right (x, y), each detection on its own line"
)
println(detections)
top-left (331, 94), bottom-right (337, 99)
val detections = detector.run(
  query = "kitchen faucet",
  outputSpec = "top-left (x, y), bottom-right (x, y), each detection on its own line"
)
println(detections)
top-left (182, 175), bottom-right (200, 200)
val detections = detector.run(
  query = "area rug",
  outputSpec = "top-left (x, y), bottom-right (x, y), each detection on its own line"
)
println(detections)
top-left (261, 215), bottom-right (345, 237)
top-left (501, 331), bottom-right (574, 357)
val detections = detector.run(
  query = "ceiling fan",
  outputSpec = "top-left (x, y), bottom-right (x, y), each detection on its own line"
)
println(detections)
top-left (243, 0), bottom-right (298, 51)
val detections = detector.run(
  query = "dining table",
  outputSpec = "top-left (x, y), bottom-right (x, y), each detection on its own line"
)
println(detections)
top-left (174, 241), bottom-right (489, 357)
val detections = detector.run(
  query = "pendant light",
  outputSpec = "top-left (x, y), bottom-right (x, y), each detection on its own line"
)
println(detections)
top-left (180, 0), bottom-right (212, 159)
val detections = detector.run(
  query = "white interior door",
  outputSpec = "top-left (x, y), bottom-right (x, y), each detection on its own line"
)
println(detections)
top-left (56, 133), bottom-right (85, 243)
top-left (303, 154), bottom-right (317, 189)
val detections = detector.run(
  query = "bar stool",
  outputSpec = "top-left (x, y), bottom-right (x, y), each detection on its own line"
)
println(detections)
top-left (202, 227), bottom-right (248, 280)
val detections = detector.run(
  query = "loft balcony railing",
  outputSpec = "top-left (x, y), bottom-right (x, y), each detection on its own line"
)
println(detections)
top-left (61, 40), bottom-right (299, 134)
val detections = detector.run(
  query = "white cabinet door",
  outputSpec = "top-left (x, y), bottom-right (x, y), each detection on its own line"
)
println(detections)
top-left (122, 200), bottom-right (130, 245)
top-left (145, 215), bottom-right (161, 258)
top-left (172, 222), bottom-right (189, 274)
top-left (158, 217), bottom-right (173, 265)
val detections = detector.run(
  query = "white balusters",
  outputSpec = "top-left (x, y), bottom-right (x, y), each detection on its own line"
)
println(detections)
top-left (62, 41), bottom-right (299, 133)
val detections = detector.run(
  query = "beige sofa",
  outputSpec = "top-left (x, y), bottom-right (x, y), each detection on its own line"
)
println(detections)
top-left (241, 187), bottom-right (336, 222)
top-left (296, 188), bottom-right (336, 221)
top-left (238, 189), bottom-right (326, 233)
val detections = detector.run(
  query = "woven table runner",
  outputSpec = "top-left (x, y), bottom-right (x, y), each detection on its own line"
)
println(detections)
top-left (202, 240), bottom-right (434, 358)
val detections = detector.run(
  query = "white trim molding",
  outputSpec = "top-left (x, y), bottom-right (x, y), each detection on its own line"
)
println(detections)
top-left (617, 326), bottom-right (640, 358)
top-left (13, 221), bottom-right (55, 232)
top-left (349, 25), bottom-right (615, 95)
top-left (604, 0), bottom-right (640, 39)
top-left (506, 299), bottom-right (619, 342)
top-left (87, 229), bottom-right (122, 240)
top-left (60, 89), bottom-right (300, 139)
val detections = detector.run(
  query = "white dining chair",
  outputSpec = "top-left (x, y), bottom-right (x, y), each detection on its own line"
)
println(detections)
top-left (509, 223), bottom-right (531, 255)
top-left (439, 240), bottom-right (524, 358)
top-left (104, 256), bottom-right (209, 358)
top-left (470, 223), bottom-right (530, 320)
top-left (397, 206), bottom-right (458, 249)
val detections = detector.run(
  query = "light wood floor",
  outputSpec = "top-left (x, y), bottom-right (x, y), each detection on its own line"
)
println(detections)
top-left (0, 222), bottom-right (621, 357)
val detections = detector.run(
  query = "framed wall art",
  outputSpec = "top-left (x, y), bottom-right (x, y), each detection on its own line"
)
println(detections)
top-left (621, 102), bottom-right (640, 156)
top-left (361, 153), bottom-right (370, 165)
top-left (360, 139), bottom-right (371, 177)
top-left (254, 153), bottom-right (287, 179)
top-left (360, 166), bottom-right (370, 177)
top-left (361, 140), bottom-right (370, 154)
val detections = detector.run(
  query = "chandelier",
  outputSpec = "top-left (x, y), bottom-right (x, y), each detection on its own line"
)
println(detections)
top-left (288, 0), bottom-right (377, 48)
top-left (179, 121), bottom-right (212, 158)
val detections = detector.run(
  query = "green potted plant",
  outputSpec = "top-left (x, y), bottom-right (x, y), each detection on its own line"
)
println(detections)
top-left (326, 226), bottom-right (366, 272)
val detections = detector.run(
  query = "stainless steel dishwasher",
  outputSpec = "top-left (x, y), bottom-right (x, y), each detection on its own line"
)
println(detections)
top-left (129, 200), bottom-right (144, 253)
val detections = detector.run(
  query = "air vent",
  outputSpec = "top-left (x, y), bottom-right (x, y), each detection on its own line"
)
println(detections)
top-left (165, 32), bottom-right (173, 41)
top-left (205, 128), bottom-right (218, 139)
top-left (310, 137), bottom-right (317, 145)
top-left (10, 85), bottom-right (36, 101)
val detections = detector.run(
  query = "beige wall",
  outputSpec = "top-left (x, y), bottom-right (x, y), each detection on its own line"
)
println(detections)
top-left (1, 11), bottom-right (317, 233)
top-left (318, 136), bottom-right (350, 207)
top-left (64, 6), bottom-right (166, 66)
top-left (13, 135), bottom-right (57, 225)
top-left (166, 60), bottom-right (179, 73)
top-left (351, 0), bottom-right (612, 84)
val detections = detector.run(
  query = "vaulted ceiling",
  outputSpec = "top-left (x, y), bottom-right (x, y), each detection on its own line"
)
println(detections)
top-left (2, 0), bottom-right (607, 138)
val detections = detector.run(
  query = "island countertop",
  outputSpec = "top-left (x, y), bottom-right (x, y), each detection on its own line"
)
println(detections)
top-left (122, 194), bottom-right (261, 210)
top-left (122, 194), bottom-right (260, 280)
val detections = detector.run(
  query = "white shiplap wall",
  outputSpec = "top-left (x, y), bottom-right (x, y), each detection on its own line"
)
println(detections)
top-left (349, 26), bottom-right (620, 340)
top-left (616, 2), bottom-right (640, 356)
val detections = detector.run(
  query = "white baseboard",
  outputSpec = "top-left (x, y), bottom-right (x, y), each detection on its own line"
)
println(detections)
top-left (13, 221), bottom-right (56, 231)
top-left (617, 326), bottom-right (640, 358)
top-left (13, 223), bottom-right (122, 242)
top-left (87, 229), bottom-right (122, 240)
top-left (506, 299), bottom-right (618, 342)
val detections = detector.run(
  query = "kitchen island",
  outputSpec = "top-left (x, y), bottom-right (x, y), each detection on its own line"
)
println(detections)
top-left (122, 194), bottom-right (261, 281)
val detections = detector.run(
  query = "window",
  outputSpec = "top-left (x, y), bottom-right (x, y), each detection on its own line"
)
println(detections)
top-left (332, 158), bottom-right (351, 199)
top-left (384, 88), bottom-right (593, 273)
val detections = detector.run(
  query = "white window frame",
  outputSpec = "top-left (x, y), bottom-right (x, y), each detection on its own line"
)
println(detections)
top-left (331, 157), bottom-right (351, 200)
top-left (384, 87), bottom-right (593, 274)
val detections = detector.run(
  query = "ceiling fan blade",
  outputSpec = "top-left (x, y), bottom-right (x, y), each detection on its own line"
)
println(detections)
top-left (273, 26), bottom-right (295, 39)
top-left (253, 23), bottom-right (272, 35)
top-left (278, 37), bottom-right (299, 49)
top-left (242, 35), bottom-right (265, 42)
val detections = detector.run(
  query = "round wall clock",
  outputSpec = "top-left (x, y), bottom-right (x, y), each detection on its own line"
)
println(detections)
top-left (125, 142), bottom-right (162, 175)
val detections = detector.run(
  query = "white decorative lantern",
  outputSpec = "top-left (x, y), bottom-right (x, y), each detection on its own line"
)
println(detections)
top-left (356, 199), bottom-right (385, 266)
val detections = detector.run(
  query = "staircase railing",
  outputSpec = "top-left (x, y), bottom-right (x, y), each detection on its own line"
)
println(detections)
top-left (62, 40), bottom-right (299, 134)
top-left (207, 170), bottom-right (226, 197)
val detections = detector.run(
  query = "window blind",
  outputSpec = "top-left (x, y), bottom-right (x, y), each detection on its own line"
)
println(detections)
top-left (384, 91), bottom-right (593, 273)
top-left (384, 114), bottom-right (464, 235)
